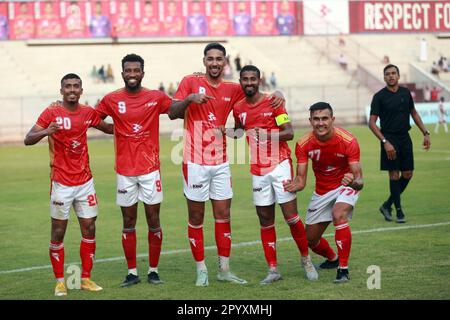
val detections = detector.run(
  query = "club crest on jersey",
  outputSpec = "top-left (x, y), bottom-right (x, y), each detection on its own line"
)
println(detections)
top-left (199, 86), bottom-right (206, 94)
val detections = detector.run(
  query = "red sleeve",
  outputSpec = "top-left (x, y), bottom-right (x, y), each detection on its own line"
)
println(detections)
top-left (231, 84), bottom-right (245, 106)
top-left (88, 107), bottom-right (102, 127)
top-left (173, 76), bottom-right (192, 101)
top-left (36, 107), bottom-right (52, 129)
top-left (158, 92), bottom-right (172, 114)
top-left (272, 103), bottom-right (288, 117)
top-left (233, 106), bottom-right (241, 126)
top-left (295, 142), bottom-right (309, 164)
top-left (95, 96), bottom-right (110, 119)
top-left (347, 138), bottom-right (361, 164)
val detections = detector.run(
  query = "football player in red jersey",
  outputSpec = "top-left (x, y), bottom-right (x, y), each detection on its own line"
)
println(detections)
top-left (284, 102), bottom-right (364, 283)
top-left (168, 43), bottom-right (285, 286)
top-left (24, 74), bottom-right (113, 296)
top-left (96, 54), bottom-right (172, 287)
top-left (226, 65), bottom-right (318, 284)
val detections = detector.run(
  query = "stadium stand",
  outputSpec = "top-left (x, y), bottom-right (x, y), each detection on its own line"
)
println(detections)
top-left (1, 33), bottom-right (449, 143)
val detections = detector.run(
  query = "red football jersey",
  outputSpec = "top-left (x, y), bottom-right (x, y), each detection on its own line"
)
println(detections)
top-left (233, 95), bottom-right (291, 176)
top-left (36, 104), bottom-right (101, 186)
top-left (95, 88), bottom-right (172, 176)
top-left (174, 75), bottom-right (245, 165)
top-left (295, 127), bottom-right (360, 195)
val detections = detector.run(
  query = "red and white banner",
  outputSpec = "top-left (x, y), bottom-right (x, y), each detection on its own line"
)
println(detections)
top-left (350, 1), bottom-right (450, 33)
top-left (1, 0), bottom-right (302, 40)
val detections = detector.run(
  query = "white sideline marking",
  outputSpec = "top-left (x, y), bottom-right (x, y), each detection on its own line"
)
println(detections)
top-left (1, 221), bottom-right (449, 275)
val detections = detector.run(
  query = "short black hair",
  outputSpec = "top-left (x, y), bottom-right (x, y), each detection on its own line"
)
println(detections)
top-left (122, 53), bottom-right (144, 71)
top-left (240, 65), bottom-right (261, 79)
top-left (309, 102), bottom-right (333, 116)
top-left (204, 42), bottom-right (226, 56)
top-left (60, 73), bottom-right (82, 86)
top-left (383, 64), bottom-right (400, 76)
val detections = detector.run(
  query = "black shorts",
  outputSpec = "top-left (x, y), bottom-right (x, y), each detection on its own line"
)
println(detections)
top-left (380, 133), bottom-right (414, 171)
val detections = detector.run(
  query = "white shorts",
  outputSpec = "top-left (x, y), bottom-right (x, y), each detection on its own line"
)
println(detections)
top-left (182, 162), bottom-right (233, 202)
top-left (305, 186), bottom-right (359, 225)
top-left (50, 178), bottom-right (98, 220)
top-left (252, 159), bottom-right (296, 206)
top-left (116, 171), bottom-right (163, 207)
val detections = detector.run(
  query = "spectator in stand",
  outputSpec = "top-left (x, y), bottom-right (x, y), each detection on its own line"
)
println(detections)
top-left (167, 82), bottom-right (176, 97)
top-left (98, 65), bottom-right (106, 83)
top-left (270, 72), bottom-right (277, 89)
top-left (431, 62), bottom-right (440, 78)
top-left (234, 54), bottom-right (242, 72)
top-left (442, 57), bottom-right (448, 73)
top-left (382, 55), bottom-right (390, 64)
top-left (338, 54), bottom-right (348, 70)
top-left (419, 38), bottom-right (427, 62)
top-left (106, 64), bottom-right (114, 83)
top-left (430, 87), bottom-right (442, 102)
top-left (158, 82), bottom-right (165, 93)
top-left (423, 86), bottom-right (431, 102)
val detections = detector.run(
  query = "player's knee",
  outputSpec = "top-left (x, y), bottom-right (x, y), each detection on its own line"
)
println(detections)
top-left (51, 228), bottom-right (65, 242)
top-left (389, 171), bottom-right (400, 180)
top-left (122, 216), bottom-right (137, 228)
top-left (402, 171), bottom-right (413, 180)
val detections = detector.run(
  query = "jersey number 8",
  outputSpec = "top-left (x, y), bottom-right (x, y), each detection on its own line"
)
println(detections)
top-left (118, 101), bottom-right (126, 114)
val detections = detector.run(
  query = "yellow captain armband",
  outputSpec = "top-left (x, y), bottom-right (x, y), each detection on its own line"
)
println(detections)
top-left (275, 113), bottom-right (290, 126)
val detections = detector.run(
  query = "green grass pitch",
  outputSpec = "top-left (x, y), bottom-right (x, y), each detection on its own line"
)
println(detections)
top-left (0, 125), bottom-right (449, 300)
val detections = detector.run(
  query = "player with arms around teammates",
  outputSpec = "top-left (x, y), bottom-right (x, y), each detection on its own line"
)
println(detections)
top-left (168, 43), bottom-right (285, 286)
top-left (95, 54), bottom-right (173, 287)
top-left (225, 65), bottom-right (318, 284)
top-left (24, 73), bottom-right (114, 296)
top-left (284, 102), bottom-right (364, 283)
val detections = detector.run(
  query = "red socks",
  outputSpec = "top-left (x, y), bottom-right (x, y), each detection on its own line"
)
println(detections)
top-left (80, 237), bottom-right (96, 279)
top-left (215, 219), bottom-right (231, 258)
top-left (285, 214), bottom-right (309, 257)
top-left (260, 224), bottom-right (277, 268)
top-left (49, 241), bottom-right (64, 280)
top-left (334, 221), bottom-right (352, 268)
top-left (148, 227), bottom-right (163, 268)
top-left (188, 222), bottom-right (204, 262)
top-left (311, 237), bottom-right (337, 261)
top-left (122, 228), bottom-right (137, 270)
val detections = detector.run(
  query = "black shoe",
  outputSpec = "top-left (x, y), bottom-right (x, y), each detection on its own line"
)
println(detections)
top-left (317, 258), bottom-right (339, 269)
top-left (396, 210), bottom-right (406, 223)
top-left (334, 268), bottom-right (350, 283)
top-left (379, 203), bottom-right (393, 221)
top-left (148, 271), bottom-right (164, 285)
top-left (119, 274), bottom-right (141, 288)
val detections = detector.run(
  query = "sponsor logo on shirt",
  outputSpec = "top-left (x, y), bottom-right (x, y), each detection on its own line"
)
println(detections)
top-left (307, 208), bottom-right (317, 213)
top-left (263, 112), bottom-right (273, 117)
top-left (147, 101), bottom-right (158, 107)
top-left (222, 97), bottom-right (231, 102)
top-left (253, 187), bottom-right (262, 192)
top-left (208, 112), bottom-right (216, 121)
top-left (71, 141), bottom-right (81, 149)
top-left (336, 153), bottom-right (345, 158)
top-left (117, 189), bottom-right (128, 194)
top-left (132, 123), bottom-right (143, 133)
top-left (191, 184), bottom-right (203, 189)
top-left (84, 120), bottom-right (92, 125)
top-left (52, 201), bottom-right (64, 206)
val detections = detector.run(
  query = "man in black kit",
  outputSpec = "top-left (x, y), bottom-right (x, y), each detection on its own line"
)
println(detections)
top-left (369, 64), bottom-right (431, 223)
